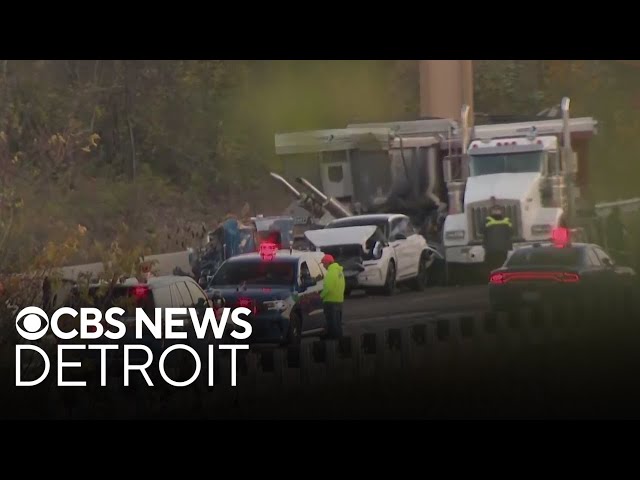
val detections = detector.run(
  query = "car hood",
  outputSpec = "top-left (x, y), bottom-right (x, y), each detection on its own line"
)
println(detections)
top-left (205, 286), bottom-right (292, 303)
top-left (304, 225), bottom-right (377, 249)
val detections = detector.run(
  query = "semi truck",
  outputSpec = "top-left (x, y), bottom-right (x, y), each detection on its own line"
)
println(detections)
top-left (270, 97), bottom-right (614, 283)
top-left (442, 98), bottom-right (600, 279)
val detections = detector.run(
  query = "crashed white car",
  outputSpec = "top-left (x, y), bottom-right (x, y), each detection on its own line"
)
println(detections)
top-left (304, 214), bottom-right (434, 295)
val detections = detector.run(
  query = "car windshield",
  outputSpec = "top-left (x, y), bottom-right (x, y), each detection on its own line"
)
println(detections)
top-left (209, 259), bottom-right (296, 287)
top-left (506, 248), bottom-right (583, 267)
top-left (326, 218), bottom-right (388, 238)
top-left (469, 151), bottom-right (543, 176)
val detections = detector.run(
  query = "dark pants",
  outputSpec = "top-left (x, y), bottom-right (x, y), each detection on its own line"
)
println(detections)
top-left (485, 251), bottom-right (508, 272)
top-left (324, 302), bottom-right (343, 339)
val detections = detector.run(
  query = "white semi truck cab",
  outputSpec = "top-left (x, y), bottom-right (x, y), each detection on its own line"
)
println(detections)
top-left (442, 98), bottom-right (598, 267)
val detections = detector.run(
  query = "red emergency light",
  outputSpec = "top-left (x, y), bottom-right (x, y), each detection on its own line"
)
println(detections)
top-left (133, 285), bottom-right (150, 298)
top-left (259, 241), bottom-right (278, 261)
top-left (551, 227), bottom-right (570, 247)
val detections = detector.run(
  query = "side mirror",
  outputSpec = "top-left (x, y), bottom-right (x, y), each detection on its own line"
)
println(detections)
top-left (198, 277), bottom-right (208, 288)
top-left (603, 258), bottom-right (613, 268)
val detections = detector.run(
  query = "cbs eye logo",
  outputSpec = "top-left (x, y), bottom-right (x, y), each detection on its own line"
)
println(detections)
top-left (15, 307), bottom-right (50, 341)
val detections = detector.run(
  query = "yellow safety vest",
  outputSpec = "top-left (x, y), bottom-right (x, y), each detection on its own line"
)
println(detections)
top-left (485, 216), bottom-right (512, 228)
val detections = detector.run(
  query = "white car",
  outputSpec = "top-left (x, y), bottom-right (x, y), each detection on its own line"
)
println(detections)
top-left (304, 214), bottom-right (434, 295)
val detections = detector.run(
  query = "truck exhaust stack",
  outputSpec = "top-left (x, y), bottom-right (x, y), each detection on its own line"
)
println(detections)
top-left (295, 177), bottom-right (353, 218)
top-left (561, 97), bottom-right (572, 153)
top-left (269, 172), bottom-right (303, 199)
top-left (460, 104), bottom-right (471, 155)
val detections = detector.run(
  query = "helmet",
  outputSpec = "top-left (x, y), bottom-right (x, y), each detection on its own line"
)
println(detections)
top-left (490, 205), bottom-right (505, 219)
top-left (210, 290), bottom-right (225, 309)
top-left (321, 254), bottom-right (335, 266)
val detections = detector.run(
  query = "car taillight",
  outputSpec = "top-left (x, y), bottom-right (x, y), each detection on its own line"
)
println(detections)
top-left (237, 297), bottom-right (257, 315)
top-left (490, 273), bottom-right (505, 284)
top-left (561, 272), bottom-right (580, 283)
top-left (491, 271), bottom-right (580, 284)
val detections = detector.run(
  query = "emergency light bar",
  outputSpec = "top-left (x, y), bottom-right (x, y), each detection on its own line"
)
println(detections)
top-left (551, 227), bottom-right (570, 247)
top-left (259, 242), bottom-right (278, 261)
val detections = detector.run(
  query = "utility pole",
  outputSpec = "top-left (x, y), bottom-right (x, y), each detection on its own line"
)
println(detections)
top-left (419, 60), bottom-right (474, 126)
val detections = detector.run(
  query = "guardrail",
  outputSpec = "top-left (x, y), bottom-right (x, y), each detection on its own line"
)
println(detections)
top-left (11, 291), bottom-right (639, 419)
top-left (212, 291), bottom-right (638, 401)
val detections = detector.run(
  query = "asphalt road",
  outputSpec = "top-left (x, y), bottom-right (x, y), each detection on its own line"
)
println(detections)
top-left (341, 284), bottom-right (489, 333)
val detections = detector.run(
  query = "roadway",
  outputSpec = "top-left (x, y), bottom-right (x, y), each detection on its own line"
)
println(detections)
top-left (342, 284), bottom-right (489, 333)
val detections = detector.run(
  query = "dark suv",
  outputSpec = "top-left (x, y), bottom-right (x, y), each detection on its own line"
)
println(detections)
top-left (205, 249), bottom-right (329, 345)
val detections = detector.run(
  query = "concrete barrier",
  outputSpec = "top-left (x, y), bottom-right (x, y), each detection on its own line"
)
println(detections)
top-left (188, 299), bottom-right (639, 401)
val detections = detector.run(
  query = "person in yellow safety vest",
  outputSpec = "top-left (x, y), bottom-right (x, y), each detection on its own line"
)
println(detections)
top-left (482, 201), bottom-right (514, 272)
top-left (320, 254), bottom-right (345, 339)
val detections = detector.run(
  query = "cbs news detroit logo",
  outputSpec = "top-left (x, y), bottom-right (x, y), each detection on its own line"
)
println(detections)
top-left (15, 305), bottom-right (252, 387)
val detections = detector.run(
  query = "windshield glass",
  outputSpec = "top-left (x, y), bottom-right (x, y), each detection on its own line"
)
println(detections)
top-left (506, 248), bottom-right (583, 267)
top-left (326, 218), bottom-right (388, 238)
top-left (469, 151), bottom-right (543, 176)
top-left (209, 259), bottom-right (296, 287)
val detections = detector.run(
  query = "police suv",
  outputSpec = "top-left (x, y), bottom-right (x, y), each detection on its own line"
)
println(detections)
top-left (205, 246), bottom-right (329, 345)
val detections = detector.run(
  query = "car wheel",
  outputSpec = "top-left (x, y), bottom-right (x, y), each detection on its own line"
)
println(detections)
top-left (411, 252), bottom-right (429, 291)
top-left (382, 260), bottom-right (396, 296)
top-left (286, 311), bottom-right (302, 345)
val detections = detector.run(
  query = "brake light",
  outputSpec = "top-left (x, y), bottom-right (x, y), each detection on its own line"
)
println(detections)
top-left (490, 271), bottom-right (580, 284)
top-left (562, 272), bottom-right (580, 283)
top-left (238, 297), bottom-right (251, 307)
top-left (133, 286), bottom-right (149, 298)
top-left (237, 297), bottom-right (257, 315)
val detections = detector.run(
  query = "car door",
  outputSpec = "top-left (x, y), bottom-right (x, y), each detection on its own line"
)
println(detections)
top-left (298, 259), bottom-right (324, 333)
top-left (593, 247), bottom-right (620, 297)
top-left (401, 219), bottom-right (423, 277)
top-left (597, 246), bottom-right (635, 290)
top-left (306, 257), bottom-right (326, 332)
top-left (389, 216), bottom-right (412, 279)
top-left (184, 278), bottom-right (216, 348)
top-left (174, 280), bottom-right (196, 328)
top-left (581, 247), bottom-right (606, 300)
